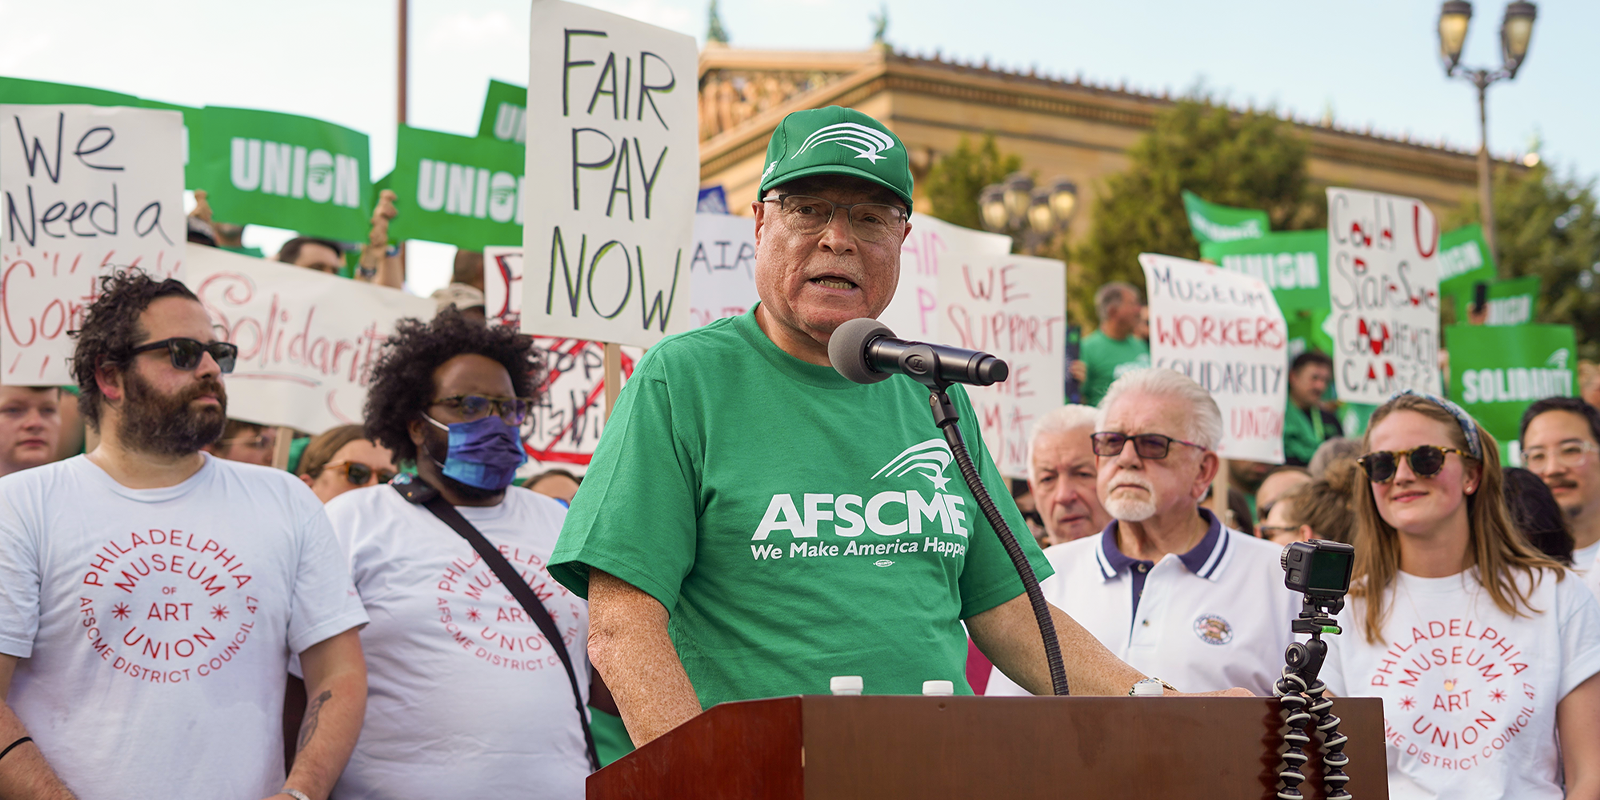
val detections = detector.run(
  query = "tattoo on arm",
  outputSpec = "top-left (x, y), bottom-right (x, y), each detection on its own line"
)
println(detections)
top-left (296, 690), bottom-right (332, 753)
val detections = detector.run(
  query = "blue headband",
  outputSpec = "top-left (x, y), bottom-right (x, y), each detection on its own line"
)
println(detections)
top-left (1396, 389), bottom-right (1483, 460)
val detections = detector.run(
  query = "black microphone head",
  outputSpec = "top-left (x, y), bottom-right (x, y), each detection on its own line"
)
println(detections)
top-left (829, 318), bottom-right (895, 384)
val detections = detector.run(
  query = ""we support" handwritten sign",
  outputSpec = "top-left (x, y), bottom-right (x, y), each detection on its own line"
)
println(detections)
top-left (881, 215), bottom-right (1013, 342)
top-left (1325, 188), bottom-right (1441, 404)
top-left (1, 105), bottom-right (184, 385)
top-left (938, 253), bottom-right (1066, 478)
top-left (186, 245), bottom-right (434, 433)
top-left (1141, 253), bottom-right (1287, 463)
top-left (521, 0), bottom-right (698, 348)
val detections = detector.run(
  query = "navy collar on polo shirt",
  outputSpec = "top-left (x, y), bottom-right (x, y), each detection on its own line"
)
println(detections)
top-left (1095, 508), bottom-right (1230, 620)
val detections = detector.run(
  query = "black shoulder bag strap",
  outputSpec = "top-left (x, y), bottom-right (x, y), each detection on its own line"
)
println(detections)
top-left (392, 480), bottom-right (601, 772)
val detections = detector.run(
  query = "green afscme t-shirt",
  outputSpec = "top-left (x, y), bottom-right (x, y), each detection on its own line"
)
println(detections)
top-left (1079, 330), bottom-right (1150, 406)
top-left (549, 306), bottom-right (1051, 709)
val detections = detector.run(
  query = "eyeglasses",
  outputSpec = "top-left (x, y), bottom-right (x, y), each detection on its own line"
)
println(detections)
top-left (1256, 524), bottom-right (1300, 540)
top-left (1357, 445), bottom-right (1473, 484)
top-left (761, 194), bottom-right (908, 242)
top-left (1523, 440), bottom-right (1599, 473)
top-left (1090, 432), bottom-right (1207, 460)
top-left (128, 338), bottom-right (238, 374)
top-left (321, 461), bottom-right (398, 487)
top-left (431, 394), bottom-right (533, 425)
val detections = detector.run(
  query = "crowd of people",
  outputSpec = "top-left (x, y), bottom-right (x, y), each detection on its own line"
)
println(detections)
top-left (0, 104), bottom-right (1597, 800)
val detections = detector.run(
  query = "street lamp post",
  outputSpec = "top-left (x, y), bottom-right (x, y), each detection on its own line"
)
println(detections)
top-left (1438, 0), bottom-right (1538, 265)
top-left (978, 173), bottom-right (1078, 254)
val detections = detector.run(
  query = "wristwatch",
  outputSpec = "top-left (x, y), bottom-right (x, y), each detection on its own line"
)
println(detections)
top-left (1128, 677), bottom-right (1178, 696)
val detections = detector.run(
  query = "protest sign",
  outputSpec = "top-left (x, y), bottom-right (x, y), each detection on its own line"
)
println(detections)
top-left (1, 105), bottom-right (185, 385)
top-left (1447, 323), bottom-right (1575, 442)
top-left (1437, 224), bottom-right (1497, 298)
top-left (523, 337), bottom-right (640, 473)
top-left (185, 245), bottom-right (433, 433)
top-left (1140, 253), bottom-right (1288, 463)
top-left (478, 80), bottom-right (529, 144)
top-left (1325, 188), bottom-right (1441, 403)
top-left (1199, 229), bottom-right (1327, 313)
top-left (521, 1), bottom-right (698, 349)
top-left (1183, 190), bottom-right (1270, 245)
top-left (1455, 274), bottom-right (1539, 327)
top-left (388, 125), bottom-right (525, 250)
top-left (688, 212), bottom-right (758, 327)
top-left (189, 106), bottom-right (371, 241)
top-left (881, 214), bottom-right (1013, 340)
top-left (483, 246), bottom-right (524, 327)
top-left (939, 253), bottom-right (1066, 478)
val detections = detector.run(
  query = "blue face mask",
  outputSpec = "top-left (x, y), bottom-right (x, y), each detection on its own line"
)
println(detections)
top-left (423, 413), bottom-right (528, 490)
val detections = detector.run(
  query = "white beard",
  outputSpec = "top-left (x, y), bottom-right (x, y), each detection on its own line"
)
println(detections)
top-left (1104, 475), bottom-right (1157, 522)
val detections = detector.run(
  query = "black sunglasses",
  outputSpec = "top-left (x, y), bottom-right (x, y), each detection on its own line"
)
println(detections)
top-left (1357, 445), bottom-right (1473, 484)
top-left (128, 338), bottom-right (238, 374)
top-left (1090, 431), bottom-right (1207, 460)
top-left (322, 461), bottom-right (398, 487)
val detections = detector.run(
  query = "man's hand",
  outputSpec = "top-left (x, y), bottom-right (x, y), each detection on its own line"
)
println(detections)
top-left (0, 655), bottom-right (78, 799)
top-left (275, 628), bottom-right (366, 800)
top-left (356, 189), bottom-right (402, 288)
top-left (588, 569), bottom-right (701, 747)
top-left (1069, 360), bottom-right (1087, 383)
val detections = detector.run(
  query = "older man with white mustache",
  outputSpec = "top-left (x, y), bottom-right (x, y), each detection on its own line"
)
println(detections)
top-left (989, 368), bottom-right (1298, 696)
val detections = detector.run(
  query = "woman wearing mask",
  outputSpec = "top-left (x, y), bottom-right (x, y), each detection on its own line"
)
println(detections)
top-left (1318, 392), bottom-right (1600, 800)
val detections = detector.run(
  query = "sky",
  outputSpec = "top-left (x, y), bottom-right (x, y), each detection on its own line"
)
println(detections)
top-left (2, 0), bottom-right (1592, 296)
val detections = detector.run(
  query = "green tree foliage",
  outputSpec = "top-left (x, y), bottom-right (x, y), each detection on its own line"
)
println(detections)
top-left (1446, 163), bottom-right (1600, 360)
top-left (923, 134), bottom-right (1020, 234)
top-left (1072, 99), bottom-right (1321, 323)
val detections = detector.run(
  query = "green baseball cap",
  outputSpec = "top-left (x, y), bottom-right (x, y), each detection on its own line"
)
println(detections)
top-left (758, 106), bottom-right (913, 211)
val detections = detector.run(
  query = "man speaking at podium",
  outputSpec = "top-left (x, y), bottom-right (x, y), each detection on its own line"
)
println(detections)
top-left (550, 107), bottom-right (1239, 748)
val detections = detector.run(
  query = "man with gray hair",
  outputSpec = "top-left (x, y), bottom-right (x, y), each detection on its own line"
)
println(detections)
top-left (1028, 405), bottom-right (1110, 545)
top-left (989, 368), bottom-right (1297, 696)
top-left (1072, 282), bottom-right (1149, 407)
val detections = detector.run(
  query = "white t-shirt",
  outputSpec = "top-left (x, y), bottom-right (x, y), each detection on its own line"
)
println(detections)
top-left (988, 512), bottom-right (1300, 696)
top-left (324, 484), bottom-right (590, 800)
top-left (1572, 538), bottom-right (1600, 580)
top-left (1320, 568), bottom-right (1600, 800)
top-left (0, 455), bottom-right (367, 799)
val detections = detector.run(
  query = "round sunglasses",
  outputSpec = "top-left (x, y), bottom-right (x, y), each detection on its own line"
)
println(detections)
top-left (128, 337), bottom-right (239, 374)
top-left (1357, 445), bottom-right (1473, 484)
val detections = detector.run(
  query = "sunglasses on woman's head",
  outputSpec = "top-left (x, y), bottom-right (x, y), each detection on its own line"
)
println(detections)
top-left (128, 338), bottom-right (238, 374)
top-left (1357, 445), bottom-right (1472, 484)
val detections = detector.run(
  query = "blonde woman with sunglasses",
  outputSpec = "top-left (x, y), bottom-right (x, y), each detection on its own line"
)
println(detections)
top-left (1318, 391), bottom-right (1600, 800)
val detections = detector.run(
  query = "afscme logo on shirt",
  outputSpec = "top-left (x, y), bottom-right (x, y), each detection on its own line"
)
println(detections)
top-left (748, 439), bottom-right (970, 562)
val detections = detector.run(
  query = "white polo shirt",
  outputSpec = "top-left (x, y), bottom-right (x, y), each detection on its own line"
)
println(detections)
top-left (988, 509), bottom-right (1299, 696)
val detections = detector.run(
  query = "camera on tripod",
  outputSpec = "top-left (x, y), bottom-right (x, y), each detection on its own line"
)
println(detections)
top-left (1281, 539), bottom-right (1355, 610)
top-left (1274, 539), bottom-right (1359, 800)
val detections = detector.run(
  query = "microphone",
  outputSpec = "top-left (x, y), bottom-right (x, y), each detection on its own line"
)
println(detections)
top-left (828, 318), bottom-right (1009, 387)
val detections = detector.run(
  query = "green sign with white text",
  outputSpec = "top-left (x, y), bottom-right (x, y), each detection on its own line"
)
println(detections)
top-left (189, 106), bottom-right (371, 241)
top-left (1455, 275), bottom-right (1539, 327)
top-left (1438, 224), bottom-right (1498, 298)
top-left (1446, 323), bottom-right (1576, 442)
top-left (477, 79), bottom-right (528, 144)
top-left (1183, 190), bottom-right (1269, 245)
top-left (388, 125), bottom-right (525, 250)
top-left (1200, 229), bottom-right (1329, 313)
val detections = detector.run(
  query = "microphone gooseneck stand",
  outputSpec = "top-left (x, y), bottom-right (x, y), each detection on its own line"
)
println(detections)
top-left (1273, 595), bottom-right (1352, 800)
top-left (903, 343), bottom-right (1070, 697)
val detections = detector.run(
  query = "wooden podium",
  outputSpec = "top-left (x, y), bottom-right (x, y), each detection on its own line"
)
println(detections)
top-left (589, 695), bottom-right (1388, 799)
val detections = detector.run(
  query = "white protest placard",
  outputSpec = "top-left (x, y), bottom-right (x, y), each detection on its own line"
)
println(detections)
top-left (1325, 188), bottom-right (1441, 403)
top-left (1, 105), bottom-right (185, 385)
top-left (185, 245), bottom-right (435, 433)
top-left (521, 1), bottom-right (698, 348)
top-left (523, 336), bottom-right (641, 476)
top-left (1140, 253), bottom-right (1288, 463)
top-left (484, 246), bottom-right (523, 327)
top-left (938, 253), bottom-right (1066, 478)
top-left (882, 214), bottom-right (1013, 340)
top-left (687, 212), bottom-right (757, 327)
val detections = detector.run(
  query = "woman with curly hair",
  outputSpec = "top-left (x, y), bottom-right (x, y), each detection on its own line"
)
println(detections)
top-left (1318, 391), bottom-right (1600, 800)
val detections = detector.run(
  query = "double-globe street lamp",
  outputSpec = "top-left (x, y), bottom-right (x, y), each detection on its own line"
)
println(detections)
top-left (1437, 0), bottom-right (1538, 263)
top-left (979, 172), bottom-right (1078, 255)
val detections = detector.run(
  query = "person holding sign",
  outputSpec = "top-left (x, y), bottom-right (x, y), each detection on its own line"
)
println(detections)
top-left (1319, 392), bottom-right (1600, 800)
top-left (551, 107), bottom-right (1245, 749)
top-left (322, 310), bottom-right (604, 798)
top-left (1073, 282), bottom-right (1150, 407)
top-left (1282, 350), bottom-right (1344, 466)
top-left (0, 271), bottom-right (369, 800)
top-left (1521, 398), bottom-right (1600, 577)
top-left (987, 369), bottom-right (1298, 697)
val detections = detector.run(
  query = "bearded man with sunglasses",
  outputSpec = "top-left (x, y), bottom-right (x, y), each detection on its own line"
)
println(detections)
top-left (553, 108), bottom-right (1246, 751)
top-left (992, 369), bottom-right (1299, 697)
top-left (0, 271), bottom-right (369, 800)
top-left (318, 310), bottom-right (606, 799)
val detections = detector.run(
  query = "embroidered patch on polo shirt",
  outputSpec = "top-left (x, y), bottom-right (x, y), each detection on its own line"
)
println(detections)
top-left (1192, 613), bottom-right (1234, 645)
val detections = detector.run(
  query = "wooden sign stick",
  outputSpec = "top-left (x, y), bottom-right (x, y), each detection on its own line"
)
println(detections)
top-left (603, 342), bottom-right (622, 420)
top-left (271, 426), bottom-right (295, 471)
